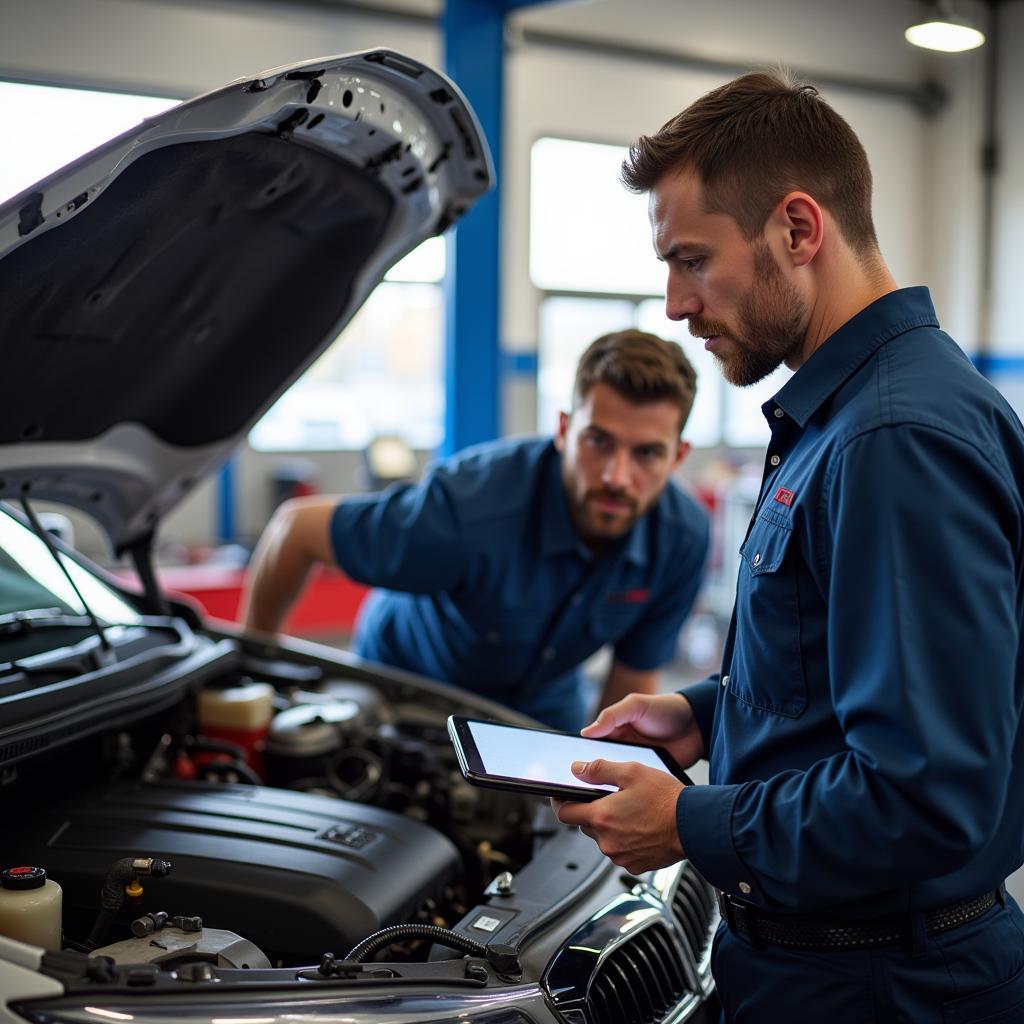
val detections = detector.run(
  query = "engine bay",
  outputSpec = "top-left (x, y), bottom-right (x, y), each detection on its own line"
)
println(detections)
top-left (2, 645), bottom-right (547, 970)
top-left (0, 625), bottom-right (718, 1024)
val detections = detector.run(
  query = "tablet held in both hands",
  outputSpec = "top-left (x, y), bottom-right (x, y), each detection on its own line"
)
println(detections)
top-left (447, 715), bottom-right (693, 802)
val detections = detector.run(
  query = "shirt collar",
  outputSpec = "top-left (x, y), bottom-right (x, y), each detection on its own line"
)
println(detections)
top-left (540, 444), bottom-right (650, 567)
top-left (771, 286), bottom-right (940, 428)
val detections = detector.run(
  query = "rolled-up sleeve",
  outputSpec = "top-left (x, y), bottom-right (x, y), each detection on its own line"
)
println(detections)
top-left (330, 468), bottom-right (468, 594)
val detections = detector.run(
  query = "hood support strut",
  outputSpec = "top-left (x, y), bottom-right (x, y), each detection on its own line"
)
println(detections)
top-left (124, 533), bottom-right (171, 616)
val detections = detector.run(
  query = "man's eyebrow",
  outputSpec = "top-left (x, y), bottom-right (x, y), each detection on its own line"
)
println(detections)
top-left (656, 241), bottom-right (705, 262)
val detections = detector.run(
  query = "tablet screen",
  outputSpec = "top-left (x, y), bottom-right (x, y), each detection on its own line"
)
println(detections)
top-left (468, 720), bottom-right (674, 792)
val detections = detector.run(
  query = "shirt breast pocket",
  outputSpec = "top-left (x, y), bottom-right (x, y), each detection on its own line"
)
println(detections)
top-left (730, 514), bottom-right (807, 717)
top-left (479, 608), bottom-right (547, 643)
top-left (589, 604), bottom-right (644, 644)
top-left (450, 607), bottom-right (548, 691)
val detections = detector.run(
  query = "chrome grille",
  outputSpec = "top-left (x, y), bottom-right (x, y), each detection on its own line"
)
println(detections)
top-left (586, 921), bottom-right (693, 1024)
top-left (670, 868), bottom-right (716, 963)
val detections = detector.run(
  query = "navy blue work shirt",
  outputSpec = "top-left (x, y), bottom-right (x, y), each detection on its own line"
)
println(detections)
top-left (329, 436), bottom-right (709, 731)
top-left (678, 287), bottom-right (1024, 917)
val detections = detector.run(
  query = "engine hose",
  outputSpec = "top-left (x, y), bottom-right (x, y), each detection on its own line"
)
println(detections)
top-left (344, 923), bottom-right (487, 963)
top-left (86, 857), bottom-right (172, 949)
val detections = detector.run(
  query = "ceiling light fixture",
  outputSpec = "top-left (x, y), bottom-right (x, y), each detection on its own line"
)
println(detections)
top-left (905, 1), bottom-right (986, 52)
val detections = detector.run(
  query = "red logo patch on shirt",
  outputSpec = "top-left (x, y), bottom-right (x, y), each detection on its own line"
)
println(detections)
top-left (607, 588), bottom-right (650, 604)
top-left (774, 487), bottom-right (795, 507)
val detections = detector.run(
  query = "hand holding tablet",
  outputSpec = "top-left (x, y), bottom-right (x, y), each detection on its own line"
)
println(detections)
top-left (447, 715), bottom-right (693, 801)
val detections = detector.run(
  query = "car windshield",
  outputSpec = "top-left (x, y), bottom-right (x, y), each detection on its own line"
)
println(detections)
top-left (0, 504), bottom-right (141, 626)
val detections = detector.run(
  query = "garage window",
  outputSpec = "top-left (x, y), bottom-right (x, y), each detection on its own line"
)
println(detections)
top-left (0, 80), bottom-right (178, 203)
top-left (249, 238), bottom-right (445, 452)
top-left (530, 136), bottom-right (789, 448)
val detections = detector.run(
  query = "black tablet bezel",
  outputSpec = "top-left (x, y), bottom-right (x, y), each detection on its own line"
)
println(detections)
top-left (447, 715), bottom-right (692, 802)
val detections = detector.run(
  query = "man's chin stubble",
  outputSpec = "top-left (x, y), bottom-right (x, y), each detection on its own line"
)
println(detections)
top-left (719, 355), bottom-right (783, 387)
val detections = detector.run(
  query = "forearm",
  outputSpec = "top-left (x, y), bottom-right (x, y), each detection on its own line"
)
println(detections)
top-left (241, 536), bottom-right (316, 635)
top-left (598, 661), bottom-right (658, 713)
top-left (241, 499), bottom-right (336, 635)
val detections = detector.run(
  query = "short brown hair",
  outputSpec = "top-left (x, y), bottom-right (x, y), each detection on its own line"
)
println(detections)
top-left (622, 70), bottom-right (879, 257)
top-left (573, 329), bottom-right (697, 433)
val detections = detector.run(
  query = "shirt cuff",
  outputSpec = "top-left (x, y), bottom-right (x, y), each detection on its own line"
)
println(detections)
top-left (678, 676), bottom-right (718, 752)
top-left (676, 782), bottom-right (760, 902)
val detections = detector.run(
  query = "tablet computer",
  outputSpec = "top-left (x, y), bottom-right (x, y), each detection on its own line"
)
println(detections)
top-left (447, 715), bottom-right (693, 802)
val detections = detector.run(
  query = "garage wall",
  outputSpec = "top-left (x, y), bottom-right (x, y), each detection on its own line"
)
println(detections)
top-left (985, 0), bottom-right (1024, 422)
top-left (992, 2), bottom-right (1024, 910)
top-left (0, 0), bottom-right (1015, 553)
top-left (0, 0), bottom-right (438, 97)
top-left (991, 1), bottom-right (1024, 355)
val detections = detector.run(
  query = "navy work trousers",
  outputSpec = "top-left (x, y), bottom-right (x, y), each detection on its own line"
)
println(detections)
top-left (712, 894), bottom-right (1024, 1022)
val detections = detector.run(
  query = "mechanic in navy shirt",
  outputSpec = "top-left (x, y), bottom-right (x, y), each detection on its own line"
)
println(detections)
top-left (555, 72), bottom-right (1024, 1021)
top-left (241, 329), bottom-right (710, 731)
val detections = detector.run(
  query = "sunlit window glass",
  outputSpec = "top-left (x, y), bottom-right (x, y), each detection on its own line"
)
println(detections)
top-left (0, 80), bottom-right (178, 204)
top-left (722, 365), bottom-right (792, 447)
top-left (385, 235), bottom-right (445, 283)
top-left (536, 296), bottom-right (637, 433)
top-left (531, 137), bottom-right (729, 448)
top-left (249, 231), bottom-right (446, 452)
top-left (530, 137), bottom-right (662, 295)
top-left (636, 299), bottom-right (722, 448)
top-left (249, 279), bottom-right (444, 451)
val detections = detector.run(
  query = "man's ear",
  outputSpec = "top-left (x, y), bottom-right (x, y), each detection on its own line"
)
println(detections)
top-left (772, 191), bottom-right (823, 269)
top-left (554, 410), bottom-right (570, 453)
top-left (673, 439), bottom-right (692, 471)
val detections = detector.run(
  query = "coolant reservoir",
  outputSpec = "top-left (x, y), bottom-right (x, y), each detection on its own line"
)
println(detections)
top-left (197, 681), bottom-right (275, 774)
top-left (0, 866), bottom-right (62, 948)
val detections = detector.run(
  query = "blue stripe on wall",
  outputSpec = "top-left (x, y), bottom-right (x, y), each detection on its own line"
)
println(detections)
top-left (502, 350), bottom-right (538, 376)
top-left (972, 355), bottom-right (1024, 376)
top-left (217, 456), bottom-right (235, 543)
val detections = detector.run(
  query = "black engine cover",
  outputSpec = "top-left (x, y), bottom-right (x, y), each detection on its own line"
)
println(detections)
top-left (13, 780), bottom-right (459, 960)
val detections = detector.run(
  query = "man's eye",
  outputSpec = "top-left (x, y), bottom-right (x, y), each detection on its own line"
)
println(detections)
top-left (584, 434), bottom-right (612, 450)
top-left (682, 257), bottom-right (705, 272)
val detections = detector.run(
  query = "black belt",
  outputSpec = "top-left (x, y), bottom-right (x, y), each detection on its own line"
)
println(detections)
top-left (716, 888), bottom-right (1002, 952)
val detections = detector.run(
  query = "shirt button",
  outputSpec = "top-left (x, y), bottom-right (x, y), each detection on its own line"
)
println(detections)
top-left (721, 674), bottom-right (730, 688)
top-left (486, 630), bottom-right (500, 643)
top-left (542, 647), bottom-right (556, 661)
top-left (739, 882), bottom-right (752, 895)
top-left (774, 408), bottom-right (784, 419)
top-left (752, 552), bottom-right (762, 567)
top-left (570, 593), bottom-right (583, 607)
top-left (769, 454), bottom-right (781, 467)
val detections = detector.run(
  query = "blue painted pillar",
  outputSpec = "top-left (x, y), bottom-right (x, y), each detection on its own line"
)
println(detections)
top-left (442, 0), bottom-right (506, 456)
top-left (217, 456), bottom-right (236, 543)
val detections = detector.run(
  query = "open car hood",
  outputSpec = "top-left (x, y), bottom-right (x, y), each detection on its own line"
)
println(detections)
top-left (0, 50), bottom-right (492, 553)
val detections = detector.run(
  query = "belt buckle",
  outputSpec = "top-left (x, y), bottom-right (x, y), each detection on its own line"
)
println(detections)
top-left (716, 889), bottom-right (735, 931)
top-left (716, 890), bottom-right (764, 948)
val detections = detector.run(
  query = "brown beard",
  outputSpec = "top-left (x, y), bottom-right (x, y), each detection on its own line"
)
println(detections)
top-left (690, 241), bottom-right (806, 387)
top-left (563, 488), bottom-right (644, 549)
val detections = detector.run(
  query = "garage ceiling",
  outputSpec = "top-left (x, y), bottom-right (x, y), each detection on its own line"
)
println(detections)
top-left (314, 0), bottom-right (939, 85)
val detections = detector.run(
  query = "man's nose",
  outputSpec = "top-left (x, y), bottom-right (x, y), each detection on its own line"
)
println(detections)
top-left (602, 447), bottom-right (631, 490)
top-left (666, 281), bottom-right (702, 322)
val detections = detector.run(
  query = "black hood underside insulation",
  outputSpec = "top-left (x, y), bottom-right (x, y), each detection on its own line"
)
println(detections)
top-left (0, 132), bottom-right (394, 448)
